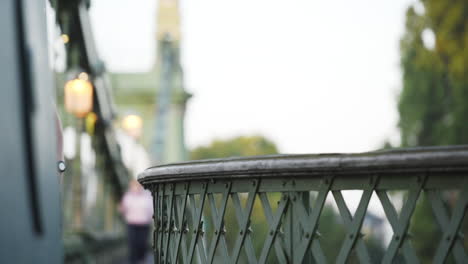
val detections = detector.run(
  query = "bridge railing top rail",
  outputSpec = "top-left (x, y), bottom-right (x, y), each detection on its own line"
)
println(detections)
top-left (139, 145), bottom-right (468, 184)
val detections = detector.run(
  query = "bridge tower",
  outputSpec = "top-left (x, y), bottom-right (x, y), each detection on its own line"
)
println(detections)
top-left (110, 0), bottom-right (190, 165)
top-left (152, 0), bottom-right (191, 164)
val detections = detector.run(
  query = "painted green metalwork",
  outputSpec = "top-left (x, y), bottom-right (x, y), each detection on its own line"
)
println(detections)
top-left (53, 0), bottom-right (131, 262)
top-left (139, 146), bottom-right (468, 263)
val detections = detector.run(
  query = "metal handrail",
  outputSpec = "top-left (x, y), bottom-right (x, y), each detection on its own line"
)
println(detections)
top-left (139, 146), bottom-right (468, 263)
top-left (139, 145), bottom-right (468, 183)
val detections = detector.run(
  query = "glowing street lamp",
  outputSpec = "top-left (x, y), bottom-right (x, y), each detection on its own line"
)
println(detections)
top-left (61, 34), bottom-right (70, 44)
top-left (122, 114), bottom-right (143, 139)
top-left (64, 72), bottom-right (93, 118)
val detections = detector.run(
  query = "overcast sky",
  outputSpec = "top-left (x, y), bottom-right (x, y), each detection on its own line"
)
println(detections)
top-left (90, 0), bottom-right (414, 154)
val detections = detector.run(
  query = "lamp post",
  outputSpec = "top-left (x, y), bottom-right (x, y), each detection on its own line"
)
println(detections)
top-left (64, 72), bottom-right (93, 230)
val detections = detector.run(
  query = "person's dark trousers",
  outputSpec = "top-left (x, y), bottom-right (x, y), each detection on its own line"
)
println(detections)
top-left (127, 224), bottom-right (150, 264)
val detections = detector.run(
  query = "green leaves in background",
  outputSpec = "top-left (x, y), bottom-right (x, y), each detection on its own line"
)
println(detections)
top-left (190, 135), bottom-right (279, 160)
top-left (399, 1), bottom-right (468, 260)
top-left (398, 0), bottom-right (468, 147)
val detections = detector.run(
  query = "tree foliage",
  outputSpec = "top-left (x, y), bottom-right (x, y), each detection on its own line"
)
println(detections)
top-left (190, 135), bottom-right (279, 160)
top-left (399, 1), bottom-right (468, 261)
top-left (398, 0), bottom-right (468, 147)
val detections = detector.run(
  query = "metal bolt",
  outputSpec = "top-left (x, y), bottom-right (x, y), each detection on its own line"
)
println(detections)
top-left (349, 234), bottom-right (354, 239)
top-left (225, 183), bottom-right (229, 188)
top-left (215, 230), bottom-right (218, 235)
top-left (270, 230), bottom-right (274, 236)
top-left (395, 235), bottom-right (400, 241)
top-left (240, 230), bottom-right (243, 235)
top-left (305, 233), bottom-right (310, 238)
top-left (446, 235), bottom-right (451, 241)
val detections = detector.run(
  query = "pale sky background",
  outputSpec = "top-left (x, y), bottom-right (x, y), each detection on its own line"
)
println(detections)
top-left (90, 0), bottom-right (415, 154)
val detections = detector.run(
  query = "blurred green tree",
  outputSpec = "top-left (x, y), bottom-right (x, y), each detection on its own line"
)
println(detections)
top-left (398, 1), bottom-right (468, 261)
top-left (399, 0), bottom-right (468, 147)
top-left (190, 135), bottom-right (279, 160)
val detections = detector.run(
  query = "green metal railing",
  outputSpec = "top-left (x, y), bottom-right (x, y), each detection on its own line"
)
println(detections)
top-left (52, 0), bottom-right (131, 262)
top-left (139, 146), bottom-right (468, 264)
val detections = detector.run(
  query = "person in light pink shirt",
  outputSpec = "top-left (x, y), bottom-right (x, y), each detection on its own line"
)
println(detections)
top-left (120, 179), bottom-right (153, 264)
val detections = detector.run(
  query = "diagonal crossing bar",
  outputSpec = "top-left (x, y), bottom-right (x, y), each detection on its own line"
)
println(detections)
top-left (157, 185), bottom-right (165, 263)
top-left (258, 193), bottom-right (288, 263)
top-left (163, 184), bottom-right (176, 263)
top-left (207, 182), bottom-right (232, 263)
top-left (258, 192), bottom-right (289, 264)
top-left (172, 183), bottom-right (190, 264)
top-left (187, 183), bottom-right (208, 264)
top-left (152, 185), bottom-right (160, 263)
top-left (293, 177), bottom-right (332, 264)
top-left (230, 180), bottom-right (260, 264)
top-left (333, 186), bottom-right (374, 264)
top-left (376, 190), bottom-right (419, 264)
top-left (381, 175), bottom-right (426, 264)
top-left (433, 185), bottom-right (468, 263)
top-left (427, 189), bottom-right (467, 263)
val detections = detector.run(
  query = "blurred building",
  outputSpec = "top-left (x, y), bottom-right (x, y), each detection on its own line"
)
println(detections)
top-left (110, 0), bottom-right (191, 165)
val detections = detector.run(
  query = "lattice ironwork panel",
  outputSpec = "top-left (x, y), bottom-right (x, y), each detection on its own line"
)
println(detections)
top-left (146, 174), bottom-right (467, 264)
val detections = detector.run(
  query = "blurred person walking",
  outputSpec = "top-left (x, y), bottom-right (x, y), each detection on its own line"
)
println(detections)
top-left (120, 179), bottom-right (153, 264)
